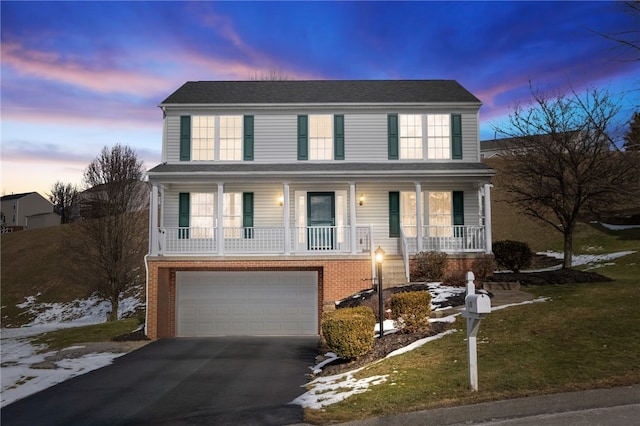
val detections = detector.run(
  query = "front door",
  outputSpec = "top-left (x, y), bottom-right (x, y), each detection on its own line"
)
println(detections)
top-left (307, 192), bottom-right (335, 250)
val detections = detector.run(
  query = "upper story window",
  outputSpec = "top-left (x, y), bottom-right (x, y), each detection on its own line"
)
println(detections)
top-left (389, 114), bottom-right (462, 160)
top-left (298, 114), bottom-right (344, 161)
top-left (180, 115), bottom-right (253, 162)
top-left (192, 116), bottom-right (215, 161)
top-left (427, 114), bottom-right (450, 159)
top-left (309, 115), bottom-right (333, 160)
top-left (400, 115), bottom-right (423, 159)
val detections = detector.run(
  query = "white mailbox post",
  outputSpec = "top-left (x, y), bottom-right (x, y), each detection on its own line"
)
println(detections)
top-left (460, 271), bottom-right (491, 391)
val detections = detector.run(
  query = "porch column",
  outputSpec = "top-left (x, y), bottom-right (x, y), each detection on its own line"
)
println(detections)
top-left (149, 183), bottom-right (159, 255)
top-left (349, 182), bottom-right (357, 254)
top-left (484, 183), bottom-right (493, 254)
top-left (283, 182), bottom-right (291, 254)
top-left (217, 183), bottom-right (224, 255)
top-left (415, 182), bottom-right (423, 253)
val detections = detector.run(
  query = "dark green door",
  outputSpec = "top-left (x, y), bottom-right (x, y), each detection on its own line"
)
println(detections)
top-left (307, 192), bottom-right (335, 250)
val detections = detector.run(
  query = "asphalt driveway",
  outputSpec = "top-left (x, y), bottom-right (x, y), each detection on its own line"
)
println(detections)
top-left (1, 336), bottom-right (319, 426)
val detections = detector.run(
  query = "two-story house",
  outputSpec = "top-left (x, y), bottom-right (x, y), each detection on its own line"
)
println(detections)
top-left (145, 80), bottom-right (495, 339)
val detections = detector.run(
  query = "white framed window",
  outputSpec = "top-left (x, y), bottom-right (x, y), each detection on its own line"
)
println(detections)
top-left (400, 114), bottom-right (423, 159)
top-left (223, 192), bottom-right (242, 238)
top-left (192, 116), bottom-right (215, 161)
top-left (400, 192), bottom-right (418, 237)
top-left (219, 116), bottom-right (242, 161)
top-left (190, 193), bottom-right (215, 238)
top-left (428, 191), bottom-right (452, 237)
top-left (427, 114), bottom-right (451, 159)
top-left (309, 115), bottom-right (333, 160)
top-left (191, 115), bottom-right (242, 161)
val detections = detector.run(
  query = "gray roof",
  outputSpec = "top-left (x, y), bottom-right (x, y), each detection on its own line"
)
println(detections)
top-left (147, 162), bottom-right (494, 180)
top-left (160, 80), bottom-right (481, 105)
top-left (1, 192), bottom-right (37, 201)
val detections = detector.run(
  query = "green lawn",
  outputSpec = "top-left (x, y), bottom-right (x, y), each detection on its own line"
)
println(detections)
top-left (305, 233), bottom-right (640, 424)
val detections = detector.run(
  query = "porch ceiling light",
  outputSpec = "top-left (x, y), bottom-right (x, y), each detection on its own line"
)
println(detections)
top-left (359, 194), bottom-right (365, 206)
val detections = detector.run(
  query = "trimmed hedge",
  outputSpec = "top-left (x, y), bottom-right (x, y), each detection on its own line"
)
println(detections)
top-left (493, 240), bottom-right (533, 272)
top-left (321, 306), bottom-right (376, 360)
top-left (390, 291), bottom-right (432, 334)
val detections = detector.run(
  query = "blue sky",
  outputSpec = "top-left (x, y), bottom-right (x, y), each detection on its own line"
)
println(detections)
top-left (1, 1), bottom-right (638, 196)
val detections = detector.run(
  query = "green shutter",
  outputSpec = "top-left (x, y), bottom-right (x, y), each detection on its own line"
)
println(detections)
top-left (388, 114), bottom-right (399, 160)
top-left (451, 114), bottom-right (462, 160)
top-left (334, 114), bottom-right (345, 160)
top-left (180, 116), bottom-right (191, 161)
top-left (243, 115), bottom-right (254, 161)
top-left (242, 192), bottom-right (254, 239)
top-left (178, 192), bottom-right (190, 239)
top-left (453, 191), bottom-right (464, 225)
top-left (389, 191), bottom-right (400, 237)
top-left (297, 115), bottom-right (308, 160)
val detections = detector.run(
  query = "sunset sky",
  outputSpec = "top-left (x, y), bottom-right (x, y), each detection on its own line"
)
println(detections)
top-left (2, 1), bottom-right (638, 197)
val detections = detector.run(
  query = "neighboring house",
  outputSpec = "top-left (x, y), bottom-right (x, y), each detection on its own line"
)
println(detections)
top-left (76, 181), bottom-right (149, 219)
top-left (145, 80), bottom-right (496, 339)
top-left (0, 192), bottom-right (59, 230)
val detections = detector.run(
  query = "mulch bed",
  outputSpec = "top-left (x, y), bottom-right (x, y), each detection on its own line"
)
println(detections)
top-left (318, 321), bottom-right (451, 377)
top-left (484, 269), bottom-right (612, 285)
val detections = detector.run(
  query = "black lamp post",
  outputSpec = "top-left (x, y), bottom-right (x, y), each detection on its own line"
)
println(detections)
top-left (375, 246), bottom-right (385, 338)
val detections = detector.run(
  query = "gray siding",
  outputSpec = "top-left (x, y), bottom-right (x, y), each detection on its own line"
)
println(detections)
top-left (162, 110), bottom-right (480, 163)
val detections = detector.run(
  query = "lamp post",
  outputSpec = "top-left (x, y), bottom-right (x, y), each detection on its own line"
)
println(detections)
top-left (375, 246), bottom-right (385, 338)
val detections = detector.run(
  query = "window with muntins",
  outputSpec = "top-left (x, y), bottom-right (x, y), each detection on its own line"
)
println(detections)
top-left (191, 193), bottom-right (215, 238)
top-left (187, 115), bottom-right (243, 161)
top-left (219, 116), bottom-right (242, 161)
top-left (223, 192), bottom-right (242, 238)
top-left (428, 191), bottom-right (452, 237)
top-left (400, 192), bottom-right (418, 237)
top-left (400, 115), bottom-right (423, 159)
top-left (390, 114), bottom-right (458, 160)
top-left (427, 114), bottom-right (451, 159)
top-left (309, 115), bottom-right (333, 160)
top-left (192, 116), bottom-right (215, 161)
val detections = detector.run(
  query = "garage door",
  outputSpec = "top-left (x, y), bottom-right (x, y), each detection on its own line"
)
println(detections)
top-left (176, 271), bottom-right (318, 336)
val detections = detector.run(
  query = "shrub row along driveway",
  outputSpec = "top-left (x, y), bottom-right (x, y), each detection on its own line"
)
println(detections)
top-left (1, 336), bottom-right (319, 426)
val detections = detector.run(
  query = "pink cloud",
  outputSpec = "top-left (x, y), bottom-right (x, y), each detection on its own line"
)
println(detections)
top-left (1, 42), bottom-right (171, 97)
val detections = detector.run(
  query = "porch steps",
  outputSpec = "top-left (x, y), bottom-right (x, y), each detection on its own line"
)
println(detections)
top-left (380, 257), bottom-right (409, 289)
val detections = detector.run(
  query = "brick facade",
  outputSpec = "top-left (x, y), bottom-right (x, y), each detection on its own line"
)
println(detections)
top-left (145, 257), bottom-right (372, 339)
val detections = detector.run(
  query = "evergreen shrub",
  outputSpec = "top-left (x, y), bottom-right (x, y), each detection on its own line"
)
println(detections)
top-left (390, 291), bottom-right (432, 334)
top-left (321, 306), bottom-right (376, 360)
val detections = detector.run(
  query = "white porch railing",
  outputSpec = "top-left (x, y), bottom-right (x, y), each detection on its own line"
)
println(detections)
top-left (401, 225), bottom-right (486, 254)
top-left (157, 225), bottom-right (372, 255)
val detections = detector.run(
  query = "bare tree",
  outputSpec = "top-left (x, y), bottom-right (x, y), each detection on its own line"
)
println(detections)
top-left (250, 66), bottom-right (290, 81)
top-left (593, 1), bottom-right (640, 61)
top-left (71, 144), bottom-right (148, 321)
top-left (48, 181), bottom-right (78, 224)
top-left (624, 111), bottom-right (640, 151)
top-left (491, 86), bottom-right (638, 269)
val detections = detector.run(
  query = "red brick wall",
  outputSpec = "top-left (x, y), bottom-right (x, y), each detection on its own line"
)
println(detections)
top-left (145, 257), bottom-right (371, 339)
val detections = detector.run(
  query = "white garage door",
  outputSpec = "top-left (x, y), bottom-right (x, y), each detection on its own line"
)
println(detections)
top-left (176, 271), bottom-right (318, 336)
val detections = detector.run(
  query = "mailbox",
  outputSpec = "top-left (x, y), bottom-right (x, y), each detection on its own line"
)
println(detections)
top-left (465, 293), bottom-right (491, 314)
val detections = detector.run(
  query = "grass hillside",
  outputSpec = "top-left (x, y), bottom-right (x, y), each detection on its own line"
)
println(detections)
top-left (1, 225), bottom-right (90, 326)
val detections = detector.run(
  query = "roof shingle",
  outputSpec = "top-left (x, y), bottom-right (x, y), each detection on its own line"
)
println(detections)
top-left (160, 80), bottom-right (481, 105)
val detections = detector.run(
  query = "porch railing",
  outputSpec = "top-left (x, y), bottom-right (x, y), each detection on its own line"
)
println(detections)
top-left (157, 225), bottom-right (372, 255)
top-left (401, 225), bottom-right (486, 254)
